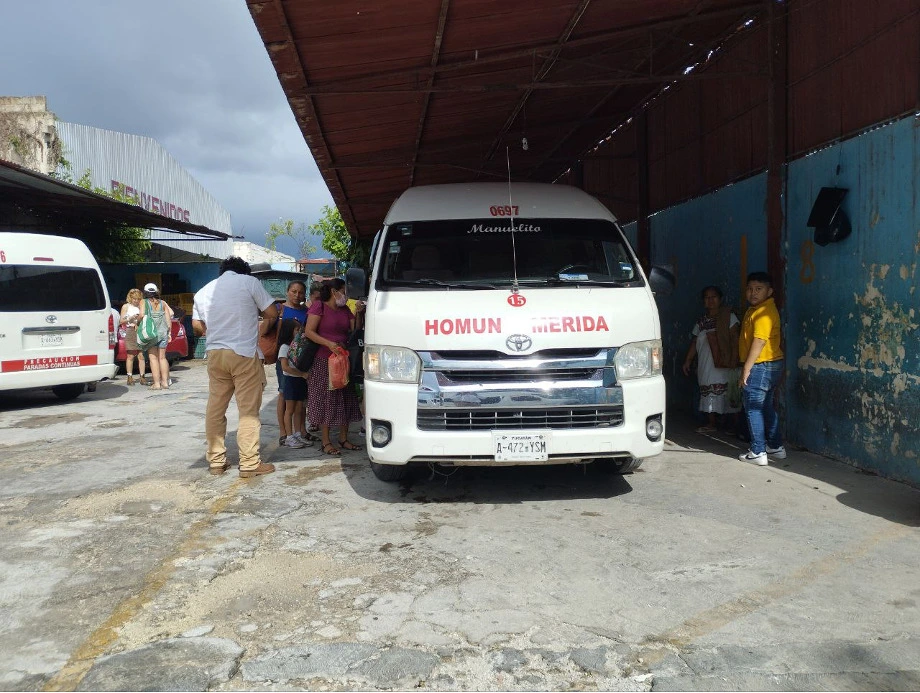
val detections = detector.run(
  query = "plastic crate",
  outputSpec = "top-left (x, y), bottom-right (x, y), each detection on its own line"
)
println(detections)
top-left (193, 337), bottom-right (208, 359)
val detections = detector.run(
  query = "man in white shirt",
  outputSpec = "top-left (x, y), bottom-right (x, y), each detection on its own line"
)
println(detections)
top-left (193, 257), bottom-right (279, 477)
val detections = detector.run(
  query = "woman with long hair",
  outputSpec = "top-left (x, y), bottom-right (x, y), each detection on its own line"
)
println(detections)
top-left (120, 288), bottom-right (149, 385)
top-left (138, 283), bottom-right (174, 390)
top-left (273, 280), bottom-right (309, 445)
top-left (304, 278), bottom-right (364, 455)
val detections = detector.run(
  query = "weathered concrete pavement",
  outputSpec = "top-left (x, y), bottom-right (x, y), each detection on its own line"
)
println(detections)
top-left (0, 359), bottom-right (918, 690)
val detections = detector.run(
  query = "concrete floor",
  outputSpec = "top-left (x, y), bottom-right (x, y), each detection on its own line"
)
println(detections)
top-left (0, 359), bottom-right (918, 691)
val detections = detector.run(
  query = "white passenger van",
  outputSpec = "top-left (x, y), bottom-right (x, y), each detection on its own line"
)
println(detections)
top-left (349, 183), bottom-right (672, 481)
top-left (0, 232), bottom-right (117, 400)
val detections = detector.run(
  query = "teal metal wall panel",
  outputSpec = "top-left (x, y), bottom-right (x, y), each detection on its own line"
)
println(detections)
top-left (648, 176), bottom-right (768, 410)
top-left (650, 115), bottom-right (920, 485)
top-left (785, 116), bottom-right (920, 485)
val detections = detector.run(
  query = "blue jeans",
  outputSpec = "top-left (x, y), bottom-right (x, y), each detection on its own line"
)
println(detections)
top-left (742, 360), bottom-right (783, 454)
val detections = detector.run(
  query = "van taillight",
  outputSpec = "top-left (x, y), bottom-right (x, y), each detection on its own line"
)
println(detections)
top-left (108, 313), bottom-right (116, 348)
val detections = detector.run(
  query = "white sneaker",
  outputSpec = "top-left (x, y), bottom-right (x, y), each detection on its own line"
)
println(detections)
top-left (291, 432), bottom-right (314, 447)
top-left (284, 435), bottom-right (306, 449)
top-left (766, 445), bottom-right (787, 459)
top-left (739, 450), bottom-right (768, 466)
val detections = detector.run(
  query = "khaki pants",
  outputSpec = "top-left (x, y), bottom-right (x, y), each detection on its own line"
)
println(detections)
top-left (205, 349), bottom-right (266, 472)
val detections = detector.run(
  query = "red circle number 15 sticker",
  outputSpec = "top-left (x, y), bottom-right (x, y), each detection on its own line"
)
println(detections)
top-left (507, 293), bottom-right (526, 307)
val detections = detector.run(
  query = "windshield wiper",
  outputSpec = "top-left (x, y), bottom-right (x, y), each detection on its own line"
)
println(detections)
top-left (518, 277), bottom-right (638, 287)
top-left (391, 278), bottom-right (498, 289)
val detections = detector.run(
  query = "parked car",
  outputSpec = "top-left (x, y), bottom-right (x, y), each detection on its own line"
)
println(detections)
top-left (115, 312), bottom-right (188, 367)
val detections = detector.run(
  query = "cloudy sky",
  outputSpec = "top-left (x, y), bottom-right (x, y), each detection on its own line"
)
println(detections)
top-left (0, 0), bottom-right (330, 257)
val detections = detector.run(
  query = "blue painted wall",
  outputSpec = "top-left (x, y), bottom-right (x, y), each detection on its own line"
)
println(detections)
top-left (644, 176), bottom-right (768, 412)
top-left (645, 115), bottom-right (920, 485)
top-left (784, 117), bottom-right (920, 485)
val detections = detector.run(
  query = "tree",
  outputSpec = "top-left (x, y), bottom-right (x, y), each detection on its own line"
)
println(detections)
top-left (53, 165), bottom-right (151, 263)
top-left (312, 205), bottom-right (371, 269)
top-left (265, 218), bottom-right (317, 260)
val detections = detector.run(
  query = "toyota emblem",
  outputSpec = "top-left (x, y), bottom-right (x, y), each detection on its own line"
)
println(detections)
top-left (506, 334), bottom-right (533, 353)
top-left (45, 315), bottom-right (58, 324)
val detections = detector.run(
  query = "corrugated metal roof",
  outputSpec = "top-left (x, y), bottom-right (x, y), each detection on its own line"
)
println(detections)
top-left (56, 122), bottom-right (233, 259)
top-left (246, 0), bottom-right (765, 238)
top-left (0, 159), bottom-right (230, 240)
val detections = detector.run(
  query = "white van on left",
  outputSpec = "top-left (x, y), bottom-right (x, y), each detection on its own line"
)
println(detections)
top-left (0, 232), bottom-right (117, 400)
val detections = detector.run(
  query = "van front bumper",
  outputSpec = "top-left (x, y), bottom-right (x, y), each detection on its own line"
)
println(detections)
top-left (364, 376), bottom-right (665, 466)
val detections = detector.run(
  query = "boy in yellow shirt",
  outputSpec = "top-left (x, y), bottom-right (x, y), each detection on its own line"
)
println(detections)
top-left (737, 272), bottom-right (785, 466)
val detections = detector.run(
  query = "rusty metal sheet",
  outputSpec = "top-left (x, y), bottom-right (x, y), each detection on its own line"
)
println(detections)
top-left (247, 0), bottom-right (771, 237)
top-left (788, 0), bottom-right (920, 157)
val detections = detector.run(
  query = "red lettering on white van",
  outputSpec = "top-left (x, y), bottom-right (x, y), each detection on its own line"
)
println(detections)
top-left (424, 317), bottom-right (502, 335)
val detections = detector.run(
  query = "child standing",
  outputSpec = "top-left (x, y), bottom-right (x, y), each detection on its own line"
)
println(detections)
top-left (277, 318), bottom-right (313, 449)
top-left (737, 271), bottom-right (785, 466)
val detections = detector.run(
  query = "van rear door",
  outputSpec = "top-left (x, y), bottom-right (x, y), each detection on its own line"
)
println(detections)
top-left (0, 234), bottom-right (116, 395)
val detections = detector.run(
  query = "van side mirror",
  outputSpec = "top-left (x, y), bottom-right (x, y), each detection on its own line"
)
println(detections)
top-left (346, 267), bottom-right (367, 300)
top-left (649, 265), bottom-right (675, 296)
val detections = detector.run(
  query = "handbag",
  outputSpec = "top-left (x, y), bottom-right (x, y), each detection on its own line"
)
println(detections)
top-left (328, 349), bottom-right (350, 390)
top-left (136, 299), bottom-right (159, 348)
top-left (259, 319), bottom-right (279, 365)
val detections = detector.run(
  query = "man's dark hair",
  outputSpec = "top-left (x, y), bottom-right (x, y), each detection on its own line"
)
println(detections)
top-left (219, 256), bottom-right (252, 276)
top-left (747, 271), bottom-right (772, 286)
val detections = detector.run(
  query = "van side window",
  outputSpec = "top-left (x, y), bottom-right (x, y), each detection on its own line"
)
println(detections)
top-left (0, 266), bottom-right (106, 311)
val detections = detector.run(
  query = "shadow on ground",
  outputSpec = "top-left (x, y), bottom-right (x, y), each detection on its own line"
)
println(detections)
top-left (342, 457), bottom-right (634, 505)
top-left (668, 410), bottom-right (920, 527)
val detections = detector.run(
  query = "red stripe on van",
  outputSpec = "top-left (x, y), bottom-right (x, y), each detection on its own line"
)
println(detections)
top-left (32, 257), bottom-right (54, 262)
top-left (1, 355), bottom-right (98, 372)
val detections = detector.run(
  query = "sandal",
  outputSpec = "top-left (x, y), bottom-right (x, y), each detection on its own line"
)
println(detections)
top-left (338, 440), bottom-right (363, 451)
top-left (321, 443), bottom-right (341, 455)
top-left (151, 384), bottom-right (162, 390)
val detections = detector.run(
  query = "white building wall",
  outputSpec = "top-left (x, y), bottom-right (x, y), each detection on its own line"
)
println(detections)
top-left (233, 241), bottom-right (296, 267)
top-left (56, 121), bottom-right (233, 259)
top-left (0, 96), bottom-right (58, 174)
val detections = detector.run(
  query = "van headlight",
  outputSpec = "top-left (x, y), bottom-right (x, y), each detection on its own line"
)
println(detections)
top-left (364, 345), bottom-right (421, 383)
top-left (614, 340), bottom-right (662, 380)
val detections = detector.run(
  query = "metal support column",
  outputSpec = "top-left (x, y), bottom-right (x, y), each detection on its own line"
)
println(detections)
top-left (636, 112), bottom-right (650, 273)
top-left (765, 0), bottom-right (788, 306)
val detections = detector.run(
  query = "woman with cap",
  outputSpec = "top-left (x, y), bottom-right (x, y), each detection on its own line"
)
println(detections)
top-left (138, 282), bottom-right (174, 390)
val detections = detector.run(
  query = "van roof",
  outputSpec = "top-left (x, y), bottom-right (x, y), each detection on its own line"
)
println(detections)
top-left (0, 232), bottom-right (98, 266)
top-left (384, 183), bottom-right (616, 225)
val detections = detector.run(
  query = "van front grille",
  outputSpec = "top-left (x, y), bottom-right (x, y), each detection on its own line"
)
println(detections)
top-left (417, 406), bottom-right (624, 431)
top-left (438, 368), bottom-right (601, 383)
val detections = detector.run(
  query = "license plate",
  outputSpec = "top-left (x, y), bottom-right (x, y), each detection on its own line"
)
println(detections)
top-left (40, 334), bottom-right (64, 347)
top-left (493, 432), bottom-right (550, 462)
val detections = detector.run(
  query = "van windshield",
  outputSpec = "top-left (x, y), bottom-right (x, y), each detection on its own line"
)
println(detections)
top-left (0, 266), bottom-right (106, 311)
top-left (379, 218), bottom-right (642, 289)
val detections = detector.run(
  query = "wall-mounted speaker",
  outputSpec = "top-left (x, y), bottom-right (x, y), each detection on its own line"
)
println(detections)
top-left (807, 187), bottom-right (851, 246)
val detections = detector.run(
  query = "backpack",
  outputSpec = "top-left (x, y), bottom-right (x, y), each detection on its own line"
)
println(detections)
top-left (289, 303), bottom-right (323, 373)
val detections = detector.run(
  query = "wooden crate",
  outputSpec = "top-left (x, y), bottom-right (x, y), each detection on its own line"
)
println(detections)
top-left (134, 272), bottom-right (162, 291)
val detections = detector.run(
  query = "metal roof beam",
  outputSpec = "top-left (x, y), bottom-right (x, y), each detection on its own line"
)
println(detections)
top-left (296, 70), bottom-right (765, 95)
top-left (531, 6), bottom-right (764, 179)
top-left (300, 2), bottom-right (763, 93)
top-left (479, 0), bottom-right (593, 172)
top-left (409, 0), bottom-right (450, 187)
